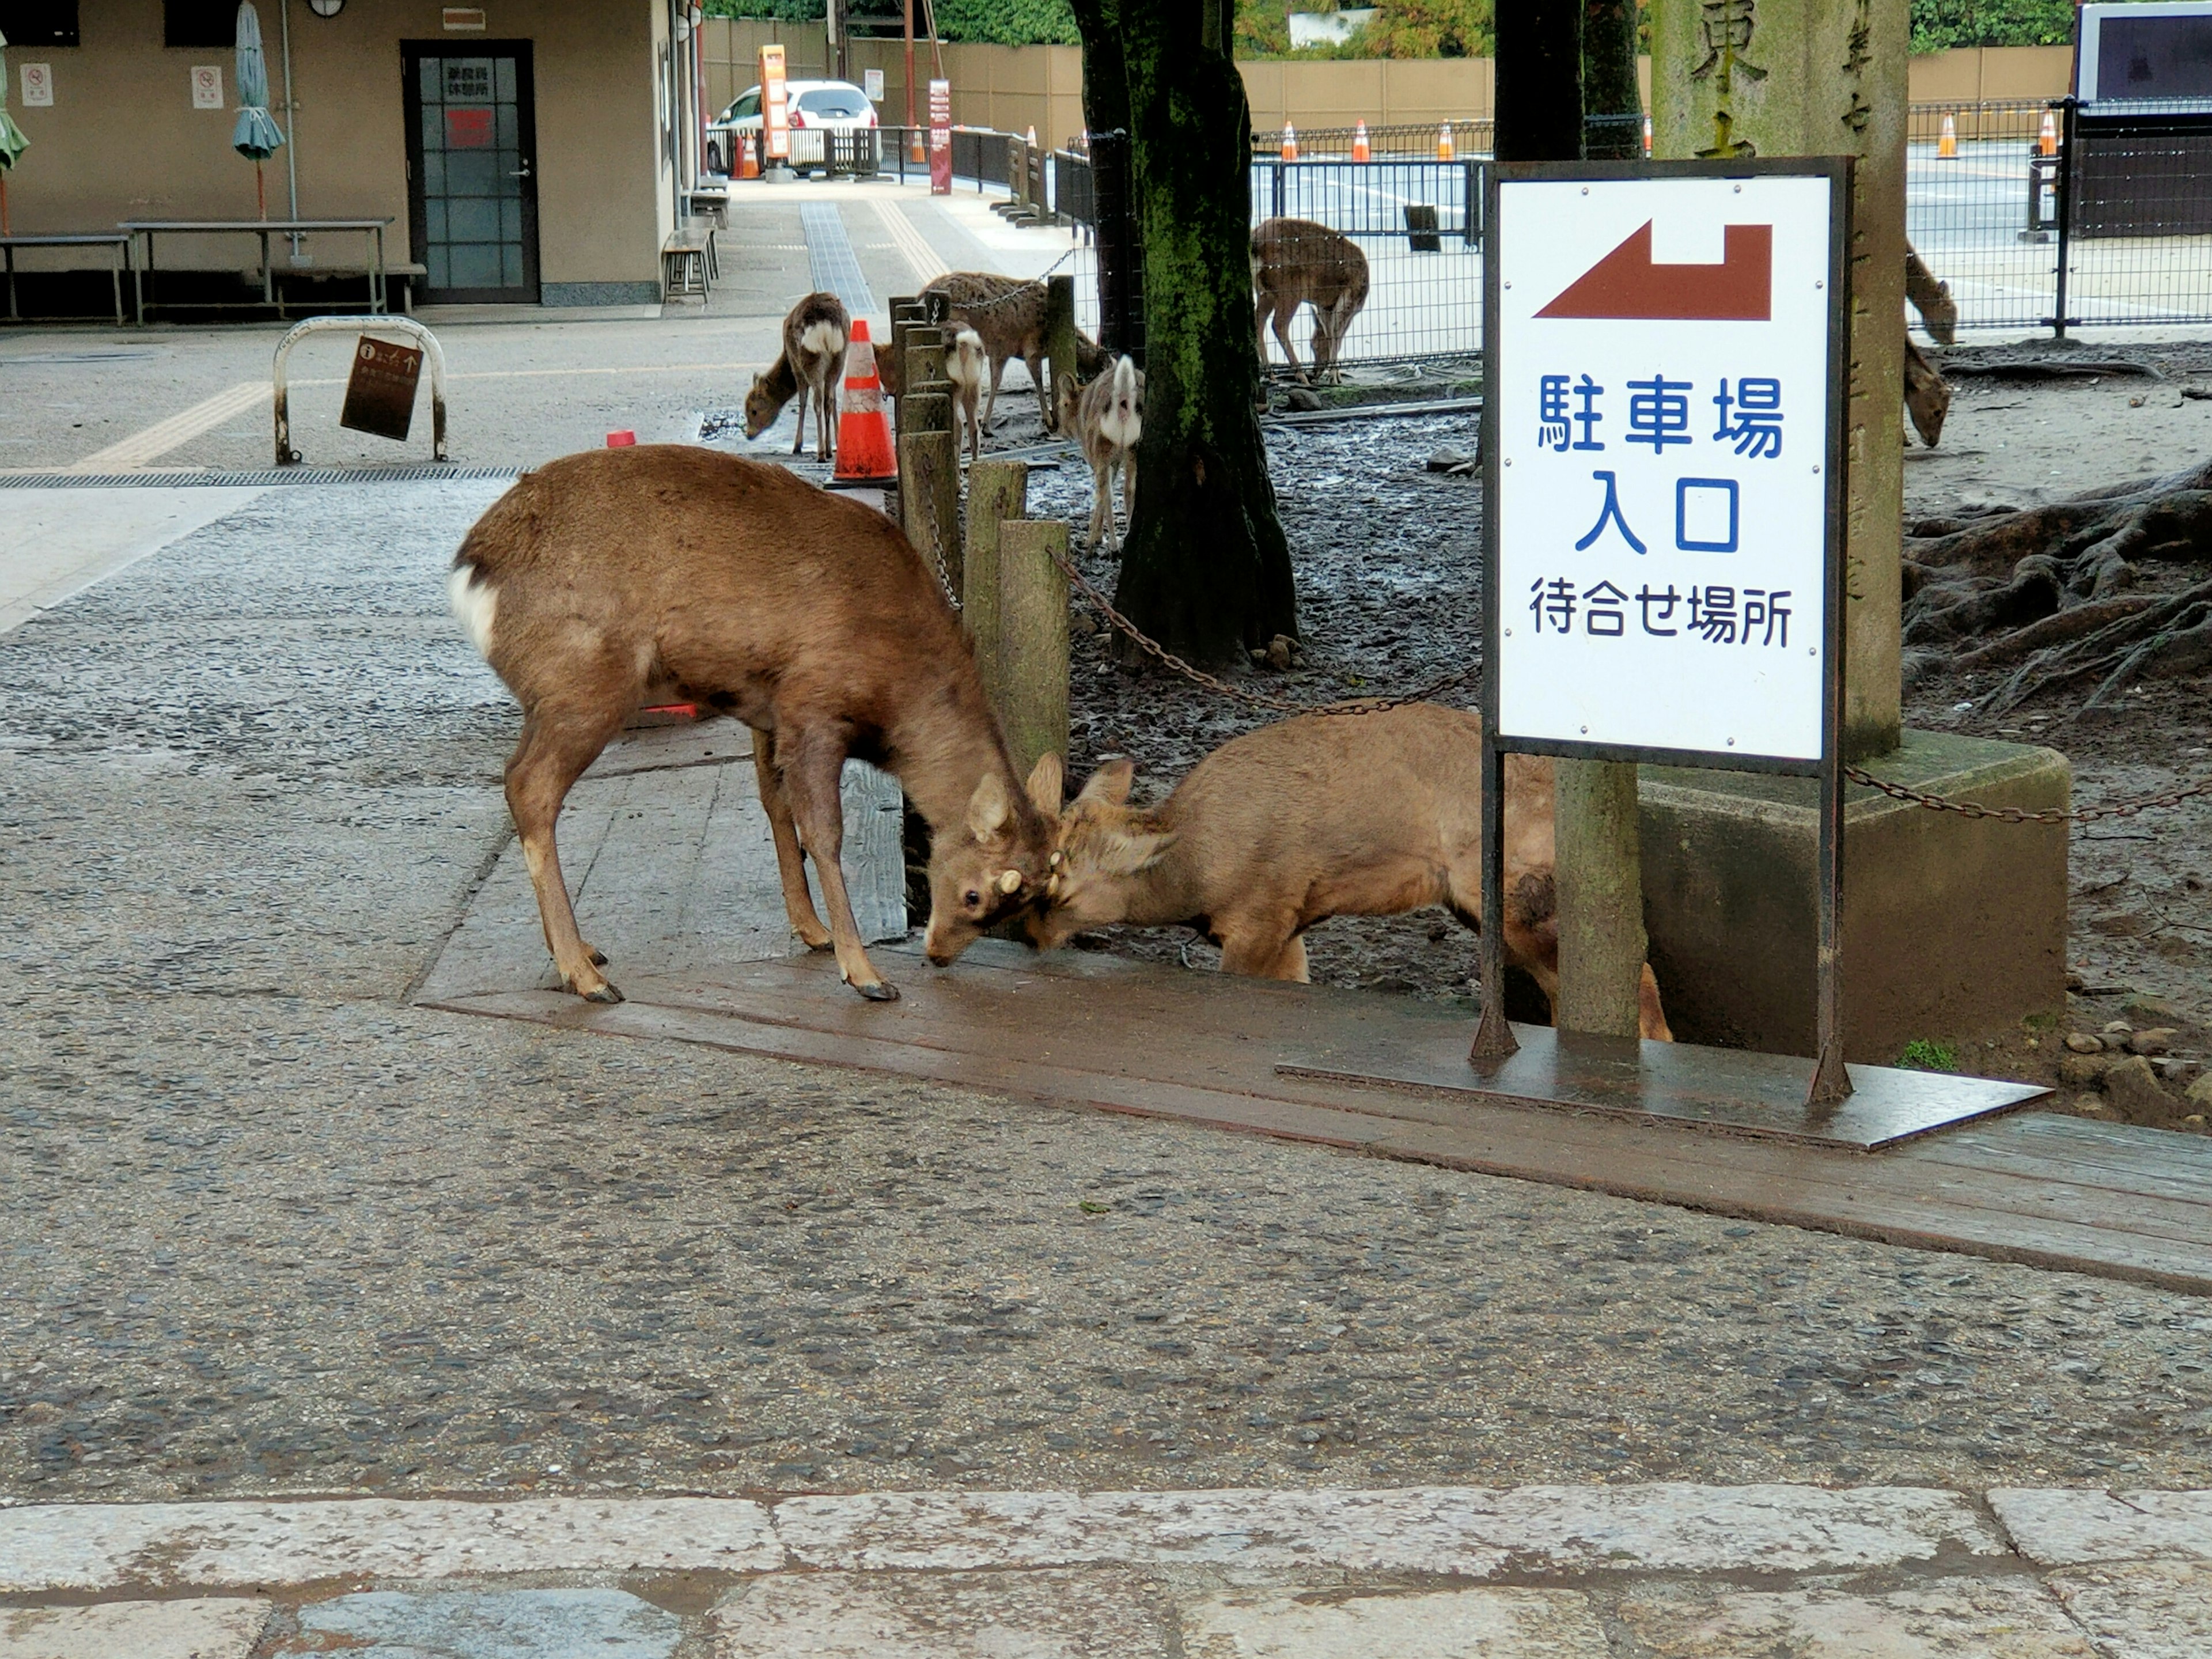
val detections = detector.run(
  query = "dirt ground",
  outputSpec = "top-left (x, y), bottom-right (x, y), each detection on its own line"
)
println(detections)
top-left (1009, 345), bottom-right (2212, 1130)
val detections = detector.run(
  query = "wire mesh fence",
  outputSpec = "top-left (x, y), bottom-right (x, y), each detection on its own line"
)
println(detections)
top-left (1906, 98), bottom-right (2212, 335)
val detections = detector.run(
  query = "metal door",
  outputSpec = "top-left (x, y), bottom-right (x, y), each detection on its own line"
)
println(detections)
top-left (404, 44), bottom-right (540, 304)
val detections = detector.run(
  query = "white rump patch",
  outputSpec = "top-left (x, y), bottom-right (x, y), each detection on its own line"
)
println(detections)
top-left (946, 329), bottom-right (986, 392)
top-left (1099, 357), bottom-right (1142, 451)
top-left (799, 320), bottom-right (847, 359)
top-left (446, 565), bottom-right (499, 660)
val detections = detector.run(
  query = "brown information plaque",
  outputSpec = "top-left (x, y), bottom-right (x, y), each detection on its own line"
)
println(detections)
top-left (340, 335), bottom-right (423, 442)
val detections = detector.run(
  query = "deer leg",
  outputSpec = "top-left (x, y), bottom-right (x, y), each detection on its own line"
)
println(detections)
top-left (1028, 350), bottom-right (1054, 431)
top-left (1218, 913), bottom-right (1301, 979)
top-left (1088, 456), bottom-right (1112, 550)
top-left (1253, 290), bottom-right (1274, 363)
top-left (753, 730), bottom-right (833, 951)
top-left (1638, 963), bottom-right (1674, 1042)
top-left (780, 728), bottom-right (897, 1000)
top-left (1272, 934), bottom-right (1311, 983)
top-left (1272, 301), bottom-right (1306, 384)
top-left (983, 356), bottom-right (1005, 428)
top-left (790, 379), bottom-right (807, 457)
top-left (506, 704), bottom-right (630, 1002)
top-left (1121, 452), bottom-right (1136, 532)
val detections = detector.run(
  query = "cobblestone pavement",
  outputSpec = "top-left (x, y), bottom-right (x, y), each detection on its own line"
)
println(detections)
top-left (6, 478), bottom-right (2212, 1515)
top-left (4, 1486), bottom-right (2211, 1655)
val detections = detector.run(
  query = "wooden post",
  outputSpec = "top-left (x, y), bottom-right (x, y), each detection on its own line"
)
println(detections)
top-left (1043, 272), bottom-right (1079, 433)
top-left (900, 422), bottom-right (961, 601)
top-left (996, 517), bottom-right (1070, 781)
top-left (963, 460), bottom-right (1029, 708)
top-left (1553, 759), bottom-right (1647, 1038)
top-left (900, 327), bottom-right (945, 439)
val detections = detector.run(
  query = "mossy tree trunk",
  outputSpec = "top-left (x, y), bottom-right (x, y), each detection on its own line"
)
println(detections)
top-left (1068, 0), bottom-right (1296, 664)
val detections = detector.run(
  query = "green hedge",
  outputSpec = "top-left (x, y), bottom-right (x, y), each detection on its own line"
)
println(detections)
top-left (1910, 0), bottom-right (2078, 51)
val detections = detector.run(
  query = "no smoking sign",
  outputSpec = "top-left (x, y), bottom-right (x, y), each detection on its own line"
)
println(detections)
top-left (1487, 164), bottom-right (1849, 767)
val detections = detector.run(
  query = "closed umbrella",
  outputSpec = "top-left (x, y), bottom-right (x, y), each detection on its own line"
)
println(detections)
top-left (231, 2), bottom-right (284, 218)
top-left (0, 30), bottom-right (31, 237)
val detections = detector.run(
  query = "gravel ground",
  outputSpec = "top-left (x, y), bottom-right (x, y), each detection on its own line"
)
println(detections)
top-left (6, 471), bottom-right (2212, 1505)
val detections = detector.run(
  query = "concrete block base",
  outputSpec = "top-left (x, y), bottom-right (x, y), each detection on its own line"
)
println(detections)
top-left (1639, 730), bottom-right (2070, 1062)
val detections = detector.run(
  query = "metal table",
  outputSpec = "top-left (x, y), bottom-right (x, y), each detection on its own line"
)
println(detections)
top-left (119, 218), bottom-right (394, 323)
top-left (1, 233), bottom-right (135, 326)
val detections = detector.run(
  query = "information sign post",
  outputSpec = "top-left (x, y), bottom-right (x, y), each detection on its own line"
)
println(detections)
top-left (1475, 160), bottom-right (1854, 1105)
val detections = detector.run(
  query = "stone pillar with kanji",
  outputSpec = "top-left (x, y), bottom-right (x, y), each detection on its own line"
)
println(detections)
top-left (1650, 0), bottom-right (1907, 757)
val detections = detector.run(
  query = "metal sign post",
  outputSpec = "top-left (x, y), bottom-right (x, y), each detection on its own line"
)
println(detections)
top-left (1472, 159), bottom-right (1854, 1108)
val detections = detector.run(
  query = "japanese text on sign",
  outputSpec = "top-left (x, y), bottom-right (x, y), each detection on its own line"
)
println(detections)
top-left (1493, 173), bottom-right (1836, 762)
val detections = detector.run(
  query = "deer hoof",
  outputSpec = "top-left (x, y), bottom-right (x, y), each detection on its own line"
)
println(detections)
top-left (580, 980), bottom-right (625, 1005)
top-left (855, 979), bottom-right (900, 1002)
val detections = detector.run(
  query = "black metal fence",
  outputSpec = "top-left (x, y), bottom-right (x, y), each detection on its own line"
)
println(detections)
top-left (1907, 97), bottom-right (2212, 336)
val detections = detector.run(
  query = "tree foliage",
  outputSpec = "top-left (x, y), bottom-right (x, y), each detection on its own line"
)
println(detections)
top-left (933, 0), bottom-right (1082, 45)
top-left (1908, 0), bottom-right (2078, 52)
top-left (1233, 0), bottom-right (1494, 59)
top-left (700, 0), bottom-right (825, 20)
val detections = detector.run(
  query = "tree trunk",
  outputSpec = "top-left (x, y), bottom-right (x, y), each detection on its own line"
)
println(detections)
top-left (1581, 0), bottom-right (1642, 160)
top-left (1069, 0), bottom-right (1296, 665)
top-left (1495, 1), bottom-right (1584, 162)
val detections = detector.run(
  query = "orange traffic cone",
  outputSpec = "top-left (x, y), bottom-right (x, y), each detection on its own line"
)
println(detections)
top-left (739, 132), bottom-right (762, 180)
top-left (1281, 122), bottom-right (1298, 161)
top-left (1642, 115), bottom-right (1653, 157)
top-left (1026, 125), bottom-right (1038, 147)
top-left (1437, 122), bottom-right (1456, 161)
top-left (1937, 112), bottom-right (1959, 159)
top-left (832, 319), bottom-right (897, 487)
top-left (1351, 119), bottom-right (1371, 163)
top-left (2039, 109), bottom-right (2058, 157)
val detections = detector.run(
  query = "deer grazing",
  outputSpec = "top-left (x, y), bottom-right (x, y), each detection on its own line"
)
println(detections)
top-left (1024, 704), bottom-right (1673, 1040)
top-left (1251, 217), bottom-right (1370, 387)
top-left (914, 270), bottom-right (1109, 431)
top-left (946, 327), bottom-right (988, 465)
top-left (448, 445), bottom-right (1056, 1003)
top-left (744, 291), bottom-right (849, 463)
top-left (1056, 354), bottom-right (1143, 554)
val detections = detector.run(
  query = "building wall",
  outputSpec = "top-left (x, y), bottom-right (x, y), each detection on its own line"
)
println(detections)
top-left (1, 0), bottom-right (664, 299)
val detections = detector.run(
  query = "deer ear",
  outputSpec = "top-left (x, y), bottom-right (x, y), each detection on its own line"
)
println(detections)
top-left (1097, 828), bottom-right (1173, 878)
top-left (1078, 757), bottom-right (1135, 807)
top-left (965, 771), bottom-right (1013, 844)
top-left (1026, 752), bottom-right (1064, 816)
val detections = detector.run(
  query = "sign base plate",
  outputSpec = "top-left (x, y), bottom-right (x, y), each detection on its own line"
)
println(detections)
top-left (1278, 1023), bottom-right (2047, 1153)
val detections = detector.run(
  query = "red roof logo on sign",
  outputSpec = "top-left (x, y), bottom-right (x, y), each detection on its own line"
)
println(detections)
top-left (1535, 222), bottom-right (1772, 321)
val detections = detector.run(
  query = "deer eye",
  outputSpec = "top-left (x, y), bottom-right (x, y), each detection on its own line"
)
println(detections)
top-left (963, 889), bottom-right (982, 908)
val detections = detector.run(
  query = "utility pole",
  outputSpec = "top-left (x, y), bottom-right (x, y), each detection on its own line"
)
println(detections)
top-left (904, 0), bottom-right (916, 135)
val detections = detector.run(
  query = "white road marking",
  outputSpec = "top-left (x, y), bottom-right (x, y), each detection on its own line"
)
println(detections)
top-left (0, 487), bottom-right (267, 634)
top-left (878, 199), bottom-right (953, 283)
top-left (65, 381), bottom-right (268, 472)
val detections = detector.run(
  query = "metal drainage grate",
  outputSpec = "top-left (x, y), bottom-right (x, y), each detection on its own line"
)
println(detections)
top-left (0, 465), bottom-right (518, 489)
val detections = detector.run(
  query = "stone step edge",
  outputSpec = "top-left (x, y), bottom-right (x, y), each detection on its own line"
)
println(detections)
top-left (2, 1484), bottom-right (2204, 1593)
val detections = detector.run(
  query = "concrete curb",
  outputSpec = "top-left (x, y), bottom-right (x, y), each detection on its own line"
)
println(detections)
top-left (4, 1484), bottom-right (2204, 1594)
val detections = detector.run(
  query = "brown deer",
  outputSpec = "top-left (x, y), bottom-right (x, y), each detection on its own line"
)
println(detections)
top-left (946, 326), bottom-right (988, 465)
top-left (916, 271), bottom-right (1108, 431)
top-left (1251, 217), bottom-right (1370, 387)
top-left (1024, 704), bottom-right (1672, 1040)
top-left (1056, 354), bottom-right (1143, 554)
top-left (744, 291), bottom-right (849, 463)
top-left (448, 445), bottom-right (1056, 1003)
top-left (1903, 243), bottom-right (1956, 448)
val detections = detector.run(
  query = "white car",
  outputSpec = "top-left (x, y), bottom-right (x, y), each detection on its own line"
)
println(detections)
top-left (706, 79), bottom-right (879, 173)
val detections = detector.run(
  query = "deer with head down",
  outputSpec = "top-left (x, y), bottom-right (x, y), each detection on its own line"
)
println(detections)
top-left (744, 291), bottom-right (849, 463)
top-left (448, 445), bottom-right (1056, 1003)
top-left (1251, 217), bottom-right (1370, 387)
top-left (1056, 354), bottom-right (1143, 554)
top-left (1023, 703), bottom-right (1672, 1040)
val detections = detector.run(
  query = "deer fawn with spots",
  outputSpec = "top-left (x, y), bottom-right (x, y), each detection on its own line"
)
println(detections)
top-left (910, 271), bottom-right (1108, 431)
top-left (744, 291), bottom-right (849, 463)
top-left (448, 445), bottom-right (1057, 1003)
top-left (1024, 704), bottom-right (1672, 1040)
top-left (1251, 217), bottom-right (1370, 387)
top-left (1057, 355), bottom-right (1143, 554)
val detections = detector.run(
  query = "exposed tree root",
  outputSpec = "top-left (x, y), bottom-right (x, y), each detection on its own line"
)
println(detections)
top-left (1903, 458), bottom-right (2212, 713)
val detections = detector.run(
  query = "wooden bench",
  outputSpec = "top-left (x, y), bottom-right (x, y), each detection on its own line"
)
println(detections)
top-left (662, 219), bottom-right (720, 299)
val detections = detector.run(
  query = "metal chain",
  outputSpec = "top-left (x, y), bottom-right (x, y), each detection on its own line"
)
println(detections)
top-left (1042, 539), bottom-right (1476, 718)
top-left (1842, 764), bottom-right (2212, 825)
top-left (928, 250), bottom-right (1078, 318)
top-left (900, 453), bottom-right (961, 612)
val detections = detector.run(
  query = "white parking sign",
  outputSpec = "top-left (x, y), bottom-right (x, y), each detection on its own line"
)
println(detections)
top-left (1488, 166), bottom-right (1846, 766)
